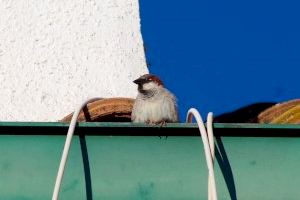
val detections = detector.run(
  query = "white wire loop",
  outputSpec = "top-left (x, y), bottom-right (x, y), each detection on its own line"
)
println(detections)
top-left (52, 99), bottom-right (217, 200)
top-left (186, 108), bottom-right (217, 200)
top-left (52, 98), bottom-right (102, 200)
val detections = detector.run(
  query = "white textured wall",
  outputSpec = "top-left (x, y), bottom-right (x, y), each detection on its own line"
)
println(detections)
top-left (0, 0), bottom-right (148, 121)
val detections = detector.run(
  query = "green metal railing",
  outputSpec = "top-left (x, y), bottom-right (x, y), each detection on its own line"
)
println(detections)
top-left (0, 122), bottom-right (299, 199)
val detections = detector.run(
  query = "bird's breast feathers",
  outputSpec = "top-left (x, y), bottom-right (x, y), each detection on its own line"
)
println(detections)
top-left (132, 90), bottom-right (178, 123)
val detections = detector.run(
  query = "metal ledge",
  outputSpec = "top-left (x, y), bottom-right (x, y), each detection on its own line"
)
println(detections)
top-left (0, 122), bottom-right (299, 136)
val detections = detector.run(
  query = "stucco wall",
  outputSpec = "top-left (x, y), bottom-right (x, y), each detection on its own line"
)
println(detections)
top-left (0, 0), bottom-right (148, 121)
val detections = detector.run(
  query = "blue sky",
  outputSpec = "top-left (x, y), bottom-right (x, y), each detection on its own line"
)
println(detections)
top-left (139, 0), bottom-right (300, 121)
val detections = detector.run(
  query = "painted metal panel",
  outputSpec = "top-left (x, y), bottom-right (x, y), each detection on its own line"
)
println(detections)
top-left (0, 123), bottom-right (299, 199)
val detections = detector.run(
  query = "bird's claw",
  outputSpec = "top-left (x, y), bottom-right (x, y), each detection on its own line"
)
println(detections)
top-left (158, 121), bottom-right (166, 127)
top-left (145, 120), bottom-right (168, 139)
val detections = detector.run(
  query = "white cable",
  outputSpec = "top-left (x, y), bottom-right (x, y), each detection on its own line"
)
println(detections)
top-left (52, 99), bottom-right (217, 200)
top-left (186, 108), bottom-right (217, 200)
top-left (52, 98), bottom-right (102, 200)
top-left (206, 112), bottom-right (215, 161)
top-left (207, 112), bottom-right (215, 200)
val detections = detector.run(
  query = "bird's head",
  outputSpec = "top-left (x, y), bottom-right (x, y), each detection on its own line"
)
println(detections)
top-left (133, 74), bottom-right (164, 94)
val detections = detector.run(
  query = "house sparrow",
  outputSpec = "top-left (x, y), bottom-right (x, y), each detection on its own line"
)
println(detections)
top-left (131, 74), bottom-right (179, 124)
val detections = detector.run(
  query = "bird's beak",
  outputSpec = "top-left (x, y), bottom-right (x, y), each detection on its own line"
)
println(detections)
top-left (133, 77), bottom-right (145, 84)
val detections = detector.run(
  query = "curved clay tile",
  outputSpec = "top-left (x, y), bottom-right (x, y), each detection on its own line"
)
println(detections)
top-left (60, 97), bottom-right (134, 122)
top-left (258, 99), bottom-right (300, 124)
